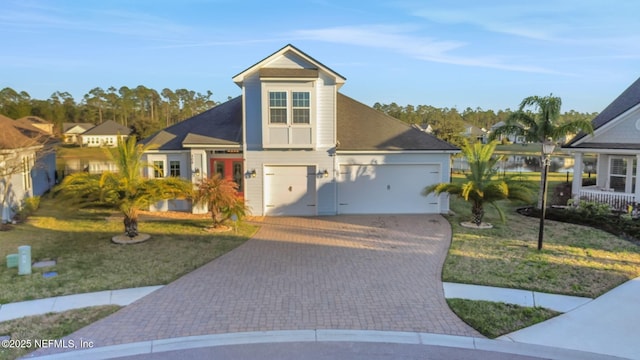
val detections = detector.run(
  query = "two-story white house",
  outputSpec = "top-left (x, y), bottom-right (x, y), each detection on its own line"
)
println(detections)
top-left (142, 45), bottom-right (459, 216)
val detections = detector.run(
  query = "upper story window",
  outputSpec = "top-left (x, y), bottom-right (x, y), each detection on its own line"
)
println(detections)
top-left (269, 92), bottom-right (288, 124)
top-left (292, 92), bottom-right (310, 124)
top-left (263, 85), bottom-right (315, 148)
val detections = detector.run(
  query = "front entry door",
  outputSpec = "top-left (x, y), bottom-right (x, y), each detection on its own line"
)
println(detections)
top-left (210, 158), bottom-right (244, 197)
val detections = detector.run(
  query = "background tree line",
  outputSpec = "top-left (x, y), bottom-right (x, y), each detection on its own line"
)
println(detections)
top-left (0, 86), bottom-right (218, 139)
top-left (373, 102), bottom-right (597, 146)
top-left (1, 85), bottom-right (597, 144)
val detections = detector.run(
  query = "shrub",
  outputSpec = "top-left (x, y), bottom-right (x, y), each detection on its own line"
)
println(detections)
top-left (12, 196), bottom-right (41, 222)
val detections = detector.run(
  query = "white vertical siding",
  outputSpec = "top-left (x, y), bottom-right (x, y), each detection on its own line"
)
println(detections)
top-left (316, 73), bottom-right (336, 148)
top-left (244, 74), bottom-right (263, 150)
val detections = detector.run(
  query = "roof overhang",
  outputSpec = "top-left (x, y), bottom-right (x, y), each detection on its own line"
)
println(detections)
top-left (232, 44), bottom-right (346, 87)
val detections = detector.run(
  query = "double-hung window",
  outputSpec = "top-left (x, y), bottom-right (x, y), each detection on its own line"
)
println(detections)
top-left (609, 157), bottom-right (636, 193)
top-left (265, 87), bottom-right (313, 148)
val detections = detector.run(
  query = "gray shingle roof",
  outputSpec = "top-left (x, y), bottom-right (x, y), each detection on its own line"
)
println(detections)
top-left (566, 76), bottom-right (640, 147)
top-left (82, 120), bottom-right (131, 136)
top-left (336, 94), bottom-right (459, 151)
top-left (141, 94), bottom-right (458, 152)
top-left (141, 96), bottom-right (243, 150)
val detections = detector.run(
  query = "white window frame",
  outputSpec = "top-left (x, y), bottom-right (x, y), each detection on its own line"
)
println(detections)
top-left (262, 82), bottom-right (315, 148)
top-left (608, 156), bottom-right (636, 193)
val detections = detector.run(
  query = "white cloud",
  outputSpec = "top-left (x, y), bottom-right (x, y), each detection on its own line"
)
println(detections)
top-left (292, 24), bottom-right (557, 74)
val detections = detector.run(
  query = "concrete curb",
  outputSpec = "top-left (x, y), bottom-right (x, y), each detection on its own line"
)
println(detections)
top-left (25, 330), bottom-right (624, 360)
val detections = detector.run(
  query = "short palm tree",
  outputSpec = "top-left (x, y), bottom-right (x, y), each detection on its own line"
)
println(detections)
top-left (192, 174), bottom-right (249, 229)
top-left (490, 94), bottom-right (593, 208)
top-left (423, 140), bottom-right (533, 226)
top-left (56, 136), bottom-right (192, 238)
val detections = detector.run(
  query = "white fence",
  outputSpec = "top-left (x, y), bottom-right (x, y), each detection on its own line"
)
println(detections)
top-left (578, 187), bottom-right (636, 210)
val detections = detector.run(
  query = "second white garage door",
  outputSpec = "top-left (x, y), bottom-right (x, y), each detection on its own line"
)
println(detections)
top-left (264, 165), bottom-right (317, 216)
top-left (338, 164), bottom-right (440, 214)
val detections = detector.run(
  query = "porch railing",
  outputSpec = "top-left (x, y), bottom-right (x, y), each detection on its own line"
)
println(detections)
top-left (578, 186), bottom-right (636, 211)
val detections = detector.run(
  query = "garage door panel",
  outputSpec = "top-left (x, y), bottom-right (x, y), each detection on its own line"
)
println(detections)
top-left (338, 164), bottom-right (440, 214)
top-left (264, 166), bottom-right (316, 216)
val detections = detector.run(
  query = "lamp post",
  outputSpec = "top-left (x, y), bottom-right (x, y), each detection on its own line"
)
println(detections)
top-left (538, 140), bottom-right (556, 250)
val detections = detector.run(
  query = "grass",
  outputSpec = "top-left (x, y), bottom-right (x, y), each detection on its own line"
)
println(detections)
top-left (0, 306), bottom-right (120, 360)
top-left (444, 195), bottom-right (640, 298)
top-left (443, 171), bottom-right (640, 337)
top-left (0, 197), bottom-right (258, 304)
top-left (446, 299), bottom-right (559, 338)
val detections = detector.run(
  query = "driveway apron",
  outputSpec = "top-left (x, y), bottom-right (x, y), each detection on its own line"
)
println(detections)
top-left (41, 215), bottom-right (480, 353)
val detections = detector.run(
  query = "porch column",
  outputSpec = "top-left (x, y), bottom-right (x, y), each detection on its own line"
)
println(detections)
top-left (635, 154), bottom-right (640, 204)
top-left (572, 152), bottom-right (583, 203)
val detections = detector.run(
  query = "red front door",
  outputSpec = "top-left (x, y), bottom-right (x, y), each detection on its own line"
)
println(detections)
top-left (210, 158), bottom-right (244, 198)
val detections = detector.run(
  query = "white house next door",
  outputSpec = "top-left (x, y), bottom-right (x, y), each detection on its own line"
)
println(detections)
top-left (264, 165), bottom-right (317, 216)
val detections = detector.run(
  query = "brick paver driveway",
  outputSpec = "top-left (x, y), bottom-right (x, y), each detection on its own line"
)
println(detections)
top-left (60, 215), bottom-right (480, 348)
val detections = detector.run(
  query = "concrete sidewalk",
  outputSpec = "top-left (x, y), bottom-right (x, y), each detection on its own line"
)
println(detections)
top-left (500, 277), bottom-right (640, 360)
top-left (0, 286), bottom-right (162, 322)
top-left (0, 283), bottom-right (592, 323)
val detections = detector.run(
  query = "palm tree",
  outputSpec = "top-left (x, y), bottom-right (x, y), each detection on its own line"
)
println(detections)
top-left (490, 94), bottom-right (593, 208)
top-left (192, 174), bottom-right (248, 229)
top-left (423, 140), bottom-right (532, 226)
top-left (56, 136), bottom-right (192, 238)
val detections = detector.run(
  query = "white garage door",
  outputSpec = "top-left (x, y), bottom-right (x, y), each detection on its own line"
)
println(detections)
top-left (338, 164), bottom-right (440, 214)
top-left (264, 165), bottom-right (317, 216)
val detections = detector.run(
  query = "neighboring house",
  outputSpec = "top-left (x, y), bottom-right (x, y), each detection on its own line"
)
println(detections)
top-left (461, 123), bottom-right (488, 143)
top-left (80, 120), bottom-right (131, 147)
top-left (63, 123), bottom-right (95, 144)
top-left (142, 44), bottom-right (459, 216)
top-left (17, 116), bottom-right (54, 134)
top-left (490, 121), bottom-right (526, 143)
top-left (0, 115), bottom-right (56, 222)
top-left (564, 77), bottom-right (640, 210)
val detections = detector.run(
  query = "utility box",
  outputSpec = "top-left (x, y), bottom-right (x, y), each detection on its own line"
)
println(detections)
top-left (18, 245), bottom-right (31, 275)
top-left (6, 254), bottom-right (18, 268)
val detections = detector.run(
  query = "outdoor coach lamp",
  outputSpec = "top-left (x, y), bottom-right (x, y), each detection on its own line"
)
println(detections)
top-left (538, 139), bottom-right (556, 250)
top-left (247, 169), bottom-right (256, 178)
top-left (193, 168), bottom-right (200, 176)
top-left (323, 169), bottom-right (329, 178)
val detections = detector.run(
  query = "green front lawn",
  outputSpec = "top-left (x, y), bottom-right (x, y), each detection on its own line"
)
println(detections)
top-left (0, 198), bottom-right (258, 304)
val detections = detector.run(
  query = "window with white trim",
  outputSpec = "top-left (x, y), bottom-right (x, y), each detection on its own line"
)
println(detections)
top-left (153, 160), bottom-right (164, 178)
top-left (263, 85), bottom-right (314, 148)
top-left (609, 157), bottom-right (636, 193)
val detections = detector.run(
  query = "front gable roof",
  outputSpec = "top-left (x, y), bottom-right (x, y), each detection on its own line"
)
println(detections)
top-left (232, 44), bottom-right (346, 87)
top-left (82, 120), bottom-right (131, 136)
top-left (63, 122), bottom-right (95, 133)
top-left (141, 96), bottom-right (243, 150)
top-left (566, 76), bottom-right (640, 148)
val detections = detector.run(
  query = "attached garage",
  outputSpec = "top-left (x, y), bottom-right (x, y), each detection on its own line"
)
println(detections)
top-left (337, 163), bottom-right (441, 214)
top-left (264, 165), bottom-right (317, 216)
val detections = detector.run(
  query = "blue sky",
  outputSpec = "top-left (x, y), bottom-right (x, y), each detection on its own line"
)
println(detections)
top-left (2, 0), bottom-right (639, 113)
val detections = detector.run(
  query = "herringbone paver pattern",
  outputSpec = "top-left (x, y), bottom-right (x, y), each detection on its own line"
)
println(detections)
top-left (41, 215), bottom-right (480, 353)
